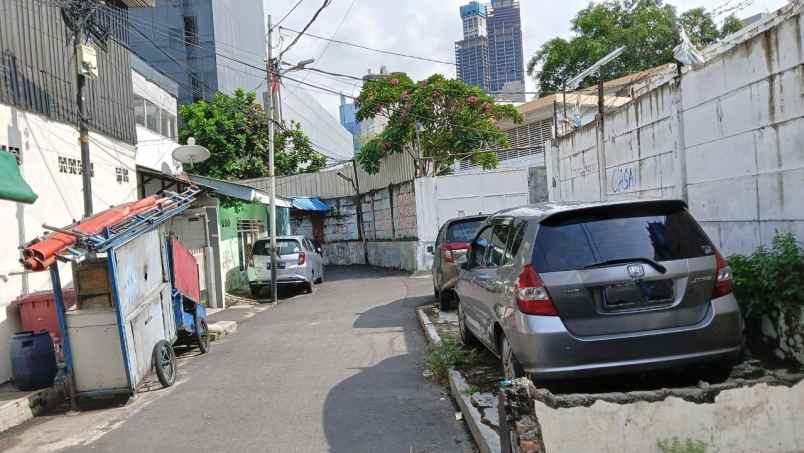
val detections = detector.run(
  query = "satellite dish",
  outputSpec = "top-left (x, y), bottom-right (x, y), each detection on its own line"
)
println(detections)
top-left (172, 137), bottom-right (210, 165)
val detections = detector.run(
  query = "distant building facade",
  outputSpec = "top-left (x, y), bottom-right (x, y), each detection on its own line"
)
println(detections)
top-left (455, 2), bottom-right (491, 92)
top-left (487, 0), bottom-right (526, 102)
top-left (455, 1), bottom-right (525, 102)
top-left (128, 0), bottom-right (267, 107)
top-left (339, 95), bottom-right (360, 153)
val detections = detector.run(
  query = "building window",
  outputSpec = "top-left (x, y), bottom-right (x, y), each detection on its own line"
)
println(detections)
top-left (1, 145), bottom-right (21, 165)
top-left (58, 156), bottom-right (94, 177)
top-left (191, 76), bottom-right (203, 102)
top-left (145, 99), bottom-right (160, 131)
top-left (133, 95), bottom-right (146, 127)
top-left (116, 167), bottom-right (129, 183)
top-left (183, 16), bottom-right (198, 46)
top-left (161, 112), bottom-right (177, 140)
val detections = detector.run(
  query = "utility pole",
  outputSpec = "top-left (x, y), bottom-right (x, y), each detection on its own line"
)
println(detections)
top-left (61, 0), bottom-right (108, 219)
top-left (266, 15), bottom-right (278, 303)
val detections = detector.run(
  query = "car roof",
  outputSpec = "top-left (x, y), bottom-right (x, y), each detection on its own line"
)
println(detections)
top-left (490, 199), bottom-right (688, 222)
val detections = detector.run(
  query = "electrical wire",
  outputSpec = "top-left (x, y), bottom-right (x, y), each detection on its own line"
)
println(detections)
top-left (270, 0), bottom-right (305, 32)
top-left (279, 26), bottom-right (457, 66)
top-left (277, 0), bottom-right (333, 64)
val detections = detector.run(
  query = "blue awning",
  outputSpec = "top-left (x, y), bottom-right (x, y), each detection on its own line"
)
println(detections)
top-left (291, 197), bottom-right (330, 212)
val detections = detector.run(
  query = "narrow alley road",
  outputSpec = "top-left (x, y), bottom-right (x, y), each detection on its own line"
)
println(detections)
top-left (5, 267), bottom-right (474, 453)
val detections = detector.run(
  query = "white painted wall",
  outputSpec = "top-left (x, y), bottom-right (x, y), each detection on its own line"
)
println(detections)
top-left (415, 169), bottom-right (531, 270)
top-left (0, 105), bottom-right (137, 384)
top-left (548, 4), bottom-right (804, 256)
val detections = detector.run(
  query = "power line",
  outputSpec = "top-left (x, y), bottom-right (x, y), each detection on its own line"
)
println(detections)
top-left (310, 0), bottom-right (359, 68)
top-left (270, 0), bottom-right (305, 32)
top-left (279, 26), bottom-right (457, 66)
top-left (277, 0), bottom-right (333, 63)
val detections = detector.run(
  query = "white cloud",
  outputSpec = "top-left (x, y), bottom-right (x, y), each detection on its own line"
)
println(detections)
top-left (267, 0), bottom-right (789, 119)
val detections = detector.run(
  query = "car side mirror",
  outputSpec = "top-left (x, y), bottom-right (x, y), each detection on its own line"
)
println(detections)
top-left (426, 245), bottom-right (434, 255)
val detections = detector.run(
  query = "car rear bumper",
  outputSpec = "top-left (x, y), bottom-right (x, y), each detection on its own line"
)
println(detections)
top-left (247, 269), bottom-right (310, 286)
top-left (507, 295), bottom-right (744, 379)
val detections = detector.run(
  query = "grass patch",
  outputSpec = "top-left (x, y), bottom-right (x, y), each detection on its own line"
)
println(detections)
top-left (424, 338), bottom-right (477, 384)
top-left (657, 437), bottom-right (707, 453)
top-left (463, 384), bottom-right (480, 396)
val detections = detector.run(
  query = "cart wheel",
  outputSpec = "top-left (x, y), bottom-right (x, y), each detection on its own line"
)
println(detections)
top-left (196, 318), bottom-right (210, 354)
top-left (153, 340), bottom-right (176, 388)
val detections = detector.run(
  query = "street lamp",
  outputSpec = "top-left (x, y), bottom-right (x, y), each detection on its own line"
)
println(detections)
top-left (266, 15), bottom-right (316, 303)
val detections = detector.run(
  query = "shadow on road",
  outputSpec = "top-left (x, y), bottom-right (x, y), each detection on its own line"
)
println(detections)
top-left (324, 265), bottom-right (408, 283)
top-left (322, 293), bottom-right (470, 453)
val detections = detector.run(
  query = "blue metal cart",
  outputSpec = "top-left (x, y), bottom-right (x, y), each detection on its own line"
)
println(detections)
top-left (38, 187), bottom-right (210, 399)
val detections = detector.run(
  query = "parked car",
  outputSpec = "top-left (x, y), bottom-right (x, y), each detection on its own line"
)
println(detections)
top-left (455, 200), bottom-right (744, 381)
top-left (431, 215), bottom-right (487, 310)
top-left (247, 236), bottom-right (324, 296)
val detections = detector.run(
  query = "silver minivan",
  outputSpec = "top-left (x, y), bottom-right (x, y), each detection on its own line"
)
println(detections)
top-left (456, 200), bottom-right (744, 380)
top-left (247, 236), bottom-right (325, 296)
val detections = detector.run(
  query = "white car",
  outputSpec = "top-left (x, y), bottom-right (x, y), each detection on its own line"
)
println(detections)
top-left (247, 236), bottom-right (325, 296)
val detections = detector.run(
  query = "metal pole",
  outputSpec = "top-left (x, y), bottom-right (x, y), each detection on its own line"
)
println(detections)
top-left (266, 16), bottom-right (278, 303)
top-left (75, 36), bottom-right (93, 218)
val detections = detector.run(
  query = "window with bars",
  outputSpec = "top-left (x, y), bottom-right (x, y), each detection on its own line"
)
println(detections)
top-left (116, 167), bottom-right (129, 183)
top-left (183, 16), bottom-right (198, 46)
top-left (1, 145), bottom-right (21, 165)
top-left (237, 219), bottom-right (265, 271)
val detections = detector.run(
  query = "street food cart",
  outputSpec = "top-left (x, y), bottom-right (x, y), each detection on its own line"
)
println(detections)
top-left (21, 187), bottom-right (210, 399)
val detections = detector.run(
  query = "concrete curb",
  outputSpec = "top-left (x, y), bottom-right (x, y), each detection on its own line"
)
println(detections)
top-left (416, 306), bottom-right (501, 453)
top-left (0, 381), bottom-right (65, 434)
top-left (208, 320), bottom-right (238, 341)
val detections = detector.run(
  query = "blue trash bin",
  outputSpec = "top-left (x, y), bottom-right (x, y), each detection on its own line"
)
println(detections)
top-left (10, 331), bottom-right (57, 391)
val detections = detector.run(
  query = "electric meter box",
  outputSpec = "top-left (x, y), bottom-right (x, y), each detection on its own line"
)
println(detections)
top-left (78, 44), bottom-right (99, 79)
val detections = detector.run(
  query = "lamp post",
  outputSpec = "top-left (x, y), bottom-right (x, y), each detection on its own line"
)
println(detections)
top-left (266, 15), bottom-right (314, 303)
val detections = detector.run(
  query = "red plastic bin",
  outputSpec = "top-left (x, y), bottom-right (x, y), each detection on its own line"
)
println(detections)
top-left (14, 289), bottom-right (76, 361)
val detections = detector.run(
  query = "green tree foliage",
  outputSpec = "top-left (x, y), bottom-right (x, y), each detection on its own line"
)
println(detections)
top-left (720, 14), bottom-right (745, 38)
top-left (178, 89), bottom-right (326, 180)
top-left (527, 1), bottom-right (741, 95)
top-left (355, 74), bottom-right (522, 175)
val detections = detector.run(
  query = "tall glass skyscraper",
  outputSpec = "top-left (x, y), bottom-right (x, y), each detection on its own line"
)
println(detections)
top-left (455, 2), bottom-right (491, 92)
top-left (455, 1), bottom-right (525, 102)
top-left (487, 0), bottom-right (525, 102)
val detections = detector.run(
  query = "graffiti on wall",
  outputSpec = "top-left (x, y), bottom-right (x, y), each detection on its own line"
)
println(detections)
top-left (609, 163), bottom-right (640, 194)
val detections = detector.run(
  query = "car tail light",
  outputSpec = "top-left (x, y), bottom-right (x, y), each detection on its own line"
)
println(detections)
top-left (298, 251), bottom-right (306, 266)
top-left (712, 250), bottom-right (733, 298)
top-left (515, 265), bottom-right (558, 316)
top-left (442, 242), bottom-right (470, 264)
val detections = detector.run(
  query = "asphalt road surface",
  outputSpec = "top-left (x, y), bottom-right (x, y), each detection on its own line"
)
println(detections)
top-left (39, 266), bottom-right (474, 453)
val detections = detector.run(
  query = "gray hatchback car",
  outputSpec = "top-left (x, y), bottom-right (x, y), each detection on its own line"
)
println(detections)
top-left (455, 200), bottom-right (744, 380)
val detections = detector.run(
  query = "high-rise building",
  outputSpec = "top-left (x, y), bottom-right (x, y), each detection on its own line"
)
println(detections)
top-left (128, 0), bottom-right (355, 160)
top-left (487, 0), bottom-right (526, 102)
top-left (128, 0), bottom-right (268, 107)
top-left (339, 95), bottom-right (360, 152)
top-left (455, 2), bottom-right (491, 92)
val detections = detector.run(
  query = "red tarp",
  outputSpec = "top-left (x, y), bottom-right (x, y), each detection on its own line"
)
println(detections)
top-left (22, 196), bottom-right (162, 271)
top-left (171, 237), bottom-right (201, 303)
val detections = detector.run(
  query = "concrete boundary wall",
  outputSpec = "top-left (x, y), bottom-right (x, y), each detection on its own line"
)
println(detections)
top-left (548, 3), bottom-right (804, 256)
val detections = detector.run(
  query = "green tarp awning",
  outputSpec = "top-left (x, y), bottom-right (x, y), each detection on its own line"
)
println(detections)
top-left (0, 152), bottom-right (37, 204)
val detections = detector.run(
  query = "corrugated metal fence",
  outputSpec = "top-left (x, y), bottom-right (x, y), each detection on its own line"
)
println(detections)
top-left (242, 152), bottom-right (416, 198)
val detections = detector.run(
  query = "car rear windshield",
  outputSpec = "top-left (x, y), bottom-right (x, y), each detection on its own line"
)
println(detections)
top-left (446, 219), bottom-right (485, 243)
top-left (532, 204), bottom-right (714, 272)
top-left (253, 239), bottom-right (302, 256)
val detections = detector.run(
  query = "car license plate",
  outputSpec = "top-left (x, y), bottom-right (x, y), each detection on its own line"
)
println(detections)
top-left (267, 262), bottom-right (286, 270)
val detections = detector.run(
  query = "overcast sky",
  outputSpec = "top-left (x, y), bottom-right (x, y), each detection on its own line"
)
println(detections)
top-left (268, 0), bottom-right (789, 121)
